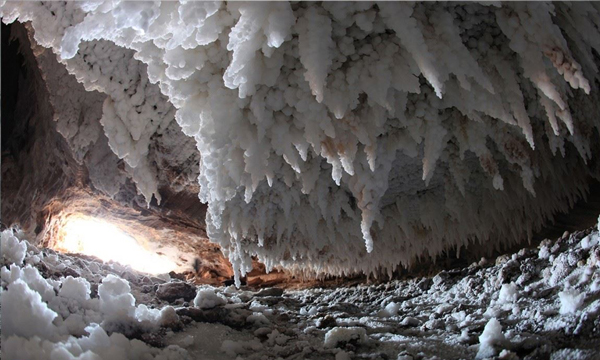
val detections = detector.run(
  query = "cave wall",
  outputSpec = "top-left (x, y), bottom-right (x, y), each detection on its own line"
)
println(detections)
top-left (2, 22), bottom-right (83, 235)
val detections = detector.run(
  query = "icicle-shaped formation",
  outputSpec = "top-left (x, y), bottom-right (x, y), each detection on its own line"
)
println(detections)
top-left (3, 1), bottom-right (600, 284)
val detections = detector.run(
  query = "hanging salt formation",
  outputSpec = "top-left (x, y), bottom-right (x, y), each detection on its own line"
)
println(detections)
top-left (3, 1), bottom-right (600, 285)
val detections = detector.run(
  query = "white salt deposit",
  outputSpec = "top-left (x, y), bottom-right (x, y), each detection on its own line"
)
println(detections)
top-left (98, 274), bottom-right (136, 322)
top-left (193, 286), bottom-right (227, 309)
top-left (477, 318), bottom-right (506, 359)
top-left (247, 312), bottom-right (271, 326)
top-left (324, 327), bottom-right (368, 348)
top-left (0, 229), bottom-right (190, 360)
top-left (1, 279), bottom-right (59, 340)
top-left (498, 283), bottom-right (518, 303)
top-left (377, 301), bottom-right (400, 317)
top-left (538, 246), bottom-right (551, 260)
top-left (1, 230), bottom-right (27, 266)
top-left (59, 276), bottom-right (92, 302)
top-left (580, 234), bottom-right (599, 250)
top-left (558, 289), bottom-right (585, 315)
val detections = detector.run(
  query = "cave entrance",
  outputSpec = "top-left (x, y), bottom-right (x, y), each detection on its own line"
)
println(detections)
top-left (54, 215), bottom-right (178, 275)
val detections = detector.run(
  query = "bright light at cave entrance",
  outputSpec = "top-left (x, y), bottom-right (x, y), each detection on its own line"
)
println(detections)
top-left (59, 217), bottom-right (177, 274)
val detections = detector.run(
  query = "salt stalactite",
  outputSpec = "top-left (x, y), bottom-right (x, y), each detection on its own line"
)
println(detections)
top-left (2, 1), bottom-right (600, 284)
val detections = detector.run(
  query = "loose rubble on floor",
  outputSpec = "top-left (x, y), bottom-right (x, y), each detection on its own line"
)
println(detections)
top-left (1, 218), bottom-right (599, 360)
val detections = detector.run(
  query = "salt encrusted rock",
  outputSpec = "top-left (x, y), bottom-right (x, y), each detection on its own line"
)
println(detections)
top-left (156, 282), bottom-right (197, 303)
top-left (175, 307), bottom-right (251, 329)
top-left (316, 315), bottom-right (337, 329)
top-left (60, 267), bottom-right (81, 279)
top-left (497, 260), bottom-right (520, 285)
top-left (432, 271), bottom-right (449, 287)
top-left (416, 277), bottom-right (433, 291)
top-left (401, 317), bottom-right (421, 327)
top-left (193, 286), bottom-right (227, 309)
top-left (255, 287), bottom-right (284, 298)
top-left (424, 319), bottom-right (445, 330)
top-left (150, 276), bottom-right (167, 284)
top-left (516, 259), bottom-right (536, 286)
top-left (168, 271), bottom-right (187, 281)
top-left (324, 326), bottom-right (368, 348)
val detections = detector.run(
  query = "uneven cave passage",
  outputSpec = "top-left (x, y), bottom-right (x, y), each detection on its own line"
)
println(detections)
top-left (2, 2), bottom-right (600, 360)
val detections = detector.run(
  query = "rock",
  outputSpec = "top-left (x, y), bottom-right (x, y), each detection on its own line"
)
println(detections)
top-left (254, 327), bottom-right (272, 338)
top-left (90, 283), bottom-right (98, 298)
top-left (478, 257), bottom-right (491, 267)
top-left (424, 319), bottom-right (444, 330)
top-left (400, 317), bottom-right (420, 327)
top-left (566, 249), bottom-right (584, 267)
top-left (173, 298), bottom-right (186, 306)
top-left (277, 313), bottom-right (291, 322)
top-left (432, 271), bottom-right (449, 287)
top-left (497, 260), bottom-right (519, 285)
top-left (513, 336), bottom-right (551, 358)
top-left (517, 248), bottom-right (535, 259)
top-left (150, 276), bottom-right (167, 284)
top-left (256, 296), bottom-right (284, 306)
top-left (548, 254), bottom-right (575, 286)
top-left (572, 230), bottom-right (588, 242)
top-left (416, 278), bottom-right (432, 291)
top-left (121, 271), bottom-right (138, 283)
top-left (329, 302), bottom-right (361, 314)
top-left (139, 328), bottom-right (167, 348)
top-left (141, 285), bottom-right (155, 294)
top-left (316, 315), bottom-right (337, 329)
top-left (156, 282), bottom-right (196, 303)
top-left (255, 287), bottom-right (284, 297)
top-left (175, 307), bottom-right (251, 329)
top-left (223, 277), bottom-right (247, 286)
top-left (179, 315), bottom-right (193, 326)
top-left (168, 271), bottom-right (186, 281)
top-left (532, 286), bottom-right (556, 299)
top-left (495, 254), bottom-right (511, 266)
top-left (516, 258), bottom-right (536, 285)
top-left (62, 267), bottom-right (80, 278)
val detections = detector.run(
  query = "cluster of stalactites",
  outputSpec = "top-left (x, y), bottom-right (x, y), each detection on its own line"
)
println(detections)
top-left (2, 1), bottom-right (600, 284)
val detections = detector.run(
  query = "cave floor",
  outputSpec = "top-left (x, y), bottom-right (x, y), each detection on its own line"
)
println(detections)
top-left (1, 223), bottom-right (600, 360)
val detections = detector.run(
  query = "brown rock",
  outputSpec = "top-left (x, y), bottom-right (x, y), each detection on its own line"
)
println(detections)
top-left (156, 282), bottom-right (196, 303)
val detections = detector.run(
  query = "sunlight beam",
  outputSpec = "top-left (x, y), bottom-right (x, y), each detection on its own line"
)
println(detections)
top-left (57, 216), bottom-right (177, 274)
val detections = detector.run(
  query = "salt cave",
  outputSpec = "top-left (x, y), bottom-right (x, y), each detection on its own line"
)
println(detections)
top-left (1, 1), bottom-right (600, 359)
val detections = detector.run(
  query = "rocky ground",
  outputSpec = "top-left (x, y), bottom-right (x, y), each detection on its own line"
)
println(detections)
top-left (1, 219), bottom-right (600, 360)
